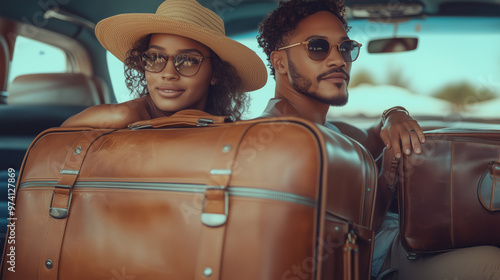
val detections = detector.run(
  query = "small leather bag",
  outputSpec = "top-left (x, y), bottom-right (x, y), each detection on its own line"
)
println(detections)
top-left (381, 128), bottom-right (500, 254)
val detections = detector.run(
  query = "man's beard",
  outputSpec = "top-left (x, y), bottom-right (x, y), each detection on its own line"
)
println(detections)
top-left (288, 58), bottom-right (348, 106)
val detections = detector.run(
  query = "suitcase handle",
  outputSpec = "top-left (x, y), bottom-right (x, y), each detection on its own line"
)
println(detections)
top-left (478, 161), bottom-right (500, 212)
top-left (127, 109), bottom-right (233, 129)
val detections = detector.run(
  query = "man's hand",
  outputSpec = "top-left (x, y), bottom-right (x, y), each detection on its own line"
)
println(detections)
top-left (380, 111), bottom-right (425, 159)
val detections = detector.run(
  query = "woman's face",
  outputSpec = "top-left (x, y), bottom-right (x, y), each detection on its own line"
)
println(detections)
top-left (144, 33), bottom-right (215, 114)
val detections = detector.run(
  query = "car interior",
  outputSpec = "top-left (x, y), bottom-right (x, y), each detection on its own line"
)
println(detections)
top-left (1, 0), bottom-right (500, 277)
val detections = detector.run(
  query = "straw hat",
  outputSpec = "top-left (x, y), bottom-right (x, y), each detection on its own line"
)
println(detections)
top-left (95, 0), bottom-right (267, 92)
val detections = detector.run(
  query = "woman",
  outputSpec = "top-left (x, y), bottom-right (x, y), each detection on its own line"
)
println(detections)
top-left (62, 0), bottom-right (267, 128)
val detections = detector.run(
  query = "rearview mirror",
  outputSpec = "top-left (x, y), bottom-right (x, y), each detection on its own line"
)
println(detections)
top-left (367, 38), bottom-right (418, 54)
top-left (350, 2), bottom-right (424, 19)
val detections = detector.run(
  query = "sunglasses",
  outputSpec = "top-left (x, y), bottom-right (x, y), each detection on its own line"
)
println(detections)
top-left (278, 38), bottom-right (362, 62)
top-left (140, 50), bottom-right (210, 77)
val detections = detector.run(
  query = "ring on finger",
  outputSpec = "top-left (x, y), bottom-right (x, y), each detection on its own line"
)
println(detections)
top-left (408, 129), bottom-right (416, 133)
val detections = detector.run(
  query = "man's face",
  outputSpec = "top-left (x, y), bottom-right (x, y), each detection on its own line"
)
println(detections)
top-left (283, 11), bottom-right (352, 106)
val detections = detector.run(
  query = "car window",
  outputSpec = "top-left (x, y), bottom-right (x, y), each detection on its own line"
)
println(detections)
top-left (8, 35), bottom-right (67, 84)
top-left (230, 32), bottom-right (275, 119)
top-left (107, 51), bottom-right (131, 104)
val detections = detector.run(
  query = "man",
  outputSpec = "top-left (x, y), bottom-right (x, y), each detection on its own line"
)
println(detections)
top-left (257, 0), bottom-right (424, 161)
top-left (257, 1), bottom-right (500, 279)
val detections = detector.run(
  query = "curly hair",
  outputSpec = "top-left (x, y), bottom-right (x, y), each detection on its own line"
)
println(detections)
top-left (123, 35), bottom-right (248, 120)
top-left (257, 0), bottom-right (349, 77)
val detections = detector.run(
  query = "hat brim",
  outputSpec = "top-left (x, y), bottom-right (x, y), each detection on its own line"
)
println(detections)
top-left (95, 13), bottom-right (267, 93)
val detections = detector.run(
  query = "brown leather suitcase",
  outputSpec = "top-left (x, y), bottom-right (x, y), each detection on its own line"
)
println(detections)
top-left (1, 110), bottom-right (377, 280)
top-left (396, 128), bottom-right (500, 254)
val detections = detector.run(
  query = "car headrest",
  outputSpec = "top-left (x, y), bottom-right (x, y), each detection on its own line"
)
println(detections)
top-left (6, 73), bottom-right (102, 106)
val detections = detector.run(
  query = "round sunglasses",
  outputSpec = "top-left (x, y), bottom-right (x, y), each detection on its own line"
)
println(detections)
top-left (278, 38), bottom-right (362, 62)
top-left (140, 50), bottom-right (210, 77)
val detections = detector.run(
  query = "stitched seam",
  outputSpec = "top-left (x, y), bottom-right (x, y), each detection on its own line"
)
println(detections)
top-left (495, 151), bottom-right (500, 210)
top-left (38, 214), bottom-right (51, 280)
top-left (52, 220), bottom-right (67, 279)
top-left (356, 143), bottom-right (367, 226)
top-left (450, 142), bottom-right (455, 247)
top-left (491, 171), bottom-right (496, 210)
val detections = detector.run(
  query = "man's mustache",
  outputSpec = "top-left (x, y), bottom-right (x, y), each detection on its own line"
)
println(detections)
top-left (317, 68), bottom-right (349, 82)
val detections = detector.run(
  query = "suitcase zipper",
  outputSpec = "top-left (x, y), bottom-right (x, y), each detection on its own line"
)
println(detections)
top-left (19, 181), bottom-right (316, 208)
top-left (229, 187), bottom-right (316, 207)
top-left (426, 135), bottom-right (500, 145)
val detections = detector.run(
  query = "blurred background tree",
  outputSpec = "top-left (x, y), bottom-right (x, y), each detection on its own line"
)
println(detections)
top-left (350, 66), bottom-right (414, 91)
top-left (433, 81), bottom-right (496, 111)
top-left (349, 68), bottom-right (375, 88)
top-left (387, 66), bottom-right (412, 90)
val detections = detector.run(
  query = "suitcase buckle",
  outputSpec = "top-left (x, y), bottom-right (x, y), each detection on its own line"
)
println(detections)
top-left (197, 118), bottom-right (215, 126)
top-left (49, 185), bottom-right (73, 219)
top-left (129, 124), bottom-right (152, 130)
top-left (201, 186), bottom-right (228, 227)
top-left (406, 253), bottom-right (418, 261)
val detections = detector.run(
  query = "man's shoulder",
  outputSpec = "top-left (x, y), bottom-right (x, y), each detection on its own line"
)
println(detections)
top-left (260, 98), bottom-right (299, 118)
top-left (324, 121), bottom-right (342, 133)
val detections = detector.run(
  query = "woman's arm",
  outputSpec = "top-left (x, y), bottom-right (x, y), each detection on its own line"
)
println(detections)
top-left (61, 98), bottom-right (149, 129)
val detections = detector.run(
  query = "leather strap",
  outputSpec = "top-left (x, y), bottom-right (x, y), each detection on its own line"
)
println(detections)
top-left (128, 109), bottom-right (232, 129)
top-left (343, 231), bottom-right (360, 280)
top-left (478, 161), bottom-right (500, 212)
top-left (488, 161), bottom-right (500, 210)
top-left (39, 130), bottom-right (113, 280)
top-left (195, 124), bottom-right (250, 280)
top-left (491, 162), bottom-right (500, 210)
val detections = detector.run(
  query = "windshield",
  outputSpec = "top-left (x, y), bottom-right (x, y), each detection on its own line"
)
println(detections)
top-left (340, 17), bottom-right (500, 120)
top-left (109, 16), bottom-right (500, 123)
top-left (232, 16), bottom-right (500, 123)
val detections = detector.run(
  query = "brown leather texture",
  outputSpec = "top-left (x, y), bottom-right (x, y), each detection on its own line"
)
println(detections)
top-left (399, 128), bottom-right (500, 253)
top-left (373, 148), bottom-right (399, 232)
top-left (128, 109), bottom-right (233, 128)
top-left (1, 113), bottom-right (377, 280)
